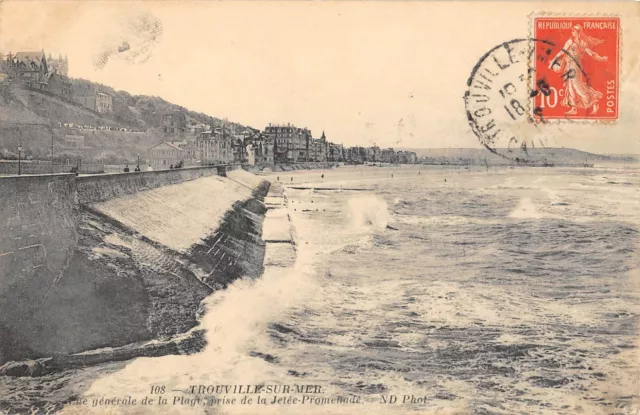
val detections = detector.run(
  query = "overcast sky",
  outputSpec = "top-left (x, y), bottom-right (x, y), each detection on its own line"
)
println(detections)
top-left (1, 1), bottom-right (638, 154)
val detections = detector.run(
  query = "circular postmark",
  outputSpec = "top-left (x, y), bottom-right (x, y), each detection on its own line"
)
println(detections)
top-left (464, 38), bottom-right (588, 164)
top-left (93, 10), bottom-right (164, 70)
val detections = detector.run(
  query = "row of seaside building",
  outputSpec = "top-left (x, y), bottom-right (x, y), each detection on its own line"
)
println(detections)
top-left (1, 50), bottom-right (417, 167)
top-left (149, 121), bottom-right (418, 168)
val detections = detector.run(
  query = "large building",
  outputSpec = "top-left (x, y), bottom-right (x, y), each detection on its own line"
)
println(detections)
top-left (328, 143), bottom-right (344, 162)
top-left (381, 148), bottom-right (397, 163)
top-left (312, 131), bottom-right (328, 162)
top-left (5, 51), bottom-right (49, 89)
top-left (232, 135), bottom-right (246, 164)
top-left (148, 142), bottom-right (184, 168)
top-left (366, 145), bottom-right (381, 162)
top-left (196, 127), bottom-right (233, 164)
top-left (96, 92), bottom-right (113, 113)
top-left (262, 135), bottom-right (274, 165)
top-left (264, 123), bottom-right (313, 164)
top-left (295, 128), bottom-right (313, 162)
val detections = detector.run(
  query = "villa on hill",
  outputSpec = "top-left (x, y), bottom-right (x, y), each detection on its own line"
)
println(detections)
top-left (3, 50), bottom-right (113, 114)
top-left (4, 50), bottom-right (49, 89)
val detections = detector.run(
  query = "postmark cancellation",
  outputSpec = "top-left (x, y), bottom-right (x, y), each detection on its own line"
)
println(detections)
top-left (464, 14), bottom-right (620, 161)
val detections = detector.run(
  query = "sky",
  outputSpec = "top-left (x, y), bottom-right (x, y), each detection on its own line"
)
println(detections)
top-left (0, 1), bottom-right (638, 154)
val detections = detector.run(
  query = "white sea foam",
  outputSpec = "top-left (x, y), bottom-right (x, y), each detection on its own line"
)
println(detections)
top-left (508, 196), bottom-right (543, 219)
top-left (61, 242), bottom-right (323, 415)
top-left (346, 194), bottom-right (389, 231)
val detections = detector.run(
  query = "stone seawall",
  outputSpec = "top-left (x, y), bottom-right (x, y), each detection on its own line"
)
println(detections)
top-left (0, 162), bottom-right (105, 175)
top-left (77, 166), bottom-right (221, 204)
top-left (0, 174), bottom-right (79, 363)
top-left (0, 167), bottom-right (269, 367)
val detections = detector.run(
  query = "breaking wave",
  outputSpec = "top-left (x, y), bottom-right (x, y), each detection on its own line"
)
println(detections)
top-left (347, 194), bottom-right (389, 231)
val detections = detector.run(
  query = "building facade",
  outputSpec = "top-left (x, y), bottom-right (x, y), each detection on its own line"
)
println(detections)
top-left (196, 128), bottom-right (233, 164)
top-left (264, 123), bottom-right (313, 164)
top-left (96, 92), bottom-right (112, 113)
top-left (148, 142), bottom-right (184, 167)
top-left (5, 51), bottom-right (49, 89)
top-left (381, 148), bottom-right (397, 163)
top-left (232, 136), bottom-right (246, 164)
top-left (262, 135), bottom-right (274, 165)
top-left (246, 143), bottom-right (256, 166)
top-left (328, 143), bottom-right (344, 162)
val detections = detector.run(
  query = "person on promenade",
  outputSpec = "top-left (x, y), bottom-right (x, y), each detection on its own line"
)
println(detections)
top-left (147, 165), bottom-right (153, 172)
top-left (124, 164), bottom-right (130, 172)
top-left (170, 164), bottom-right (174, 169)
top-left (291, 177), bottom-right (293, 182)
top-left (134, 165), bottom-right (141, 172)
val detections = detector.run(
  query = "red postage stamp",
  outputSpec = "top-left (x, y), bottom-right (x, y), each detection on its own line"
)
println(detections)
top-left (532, 16), bottom-right (620, 120)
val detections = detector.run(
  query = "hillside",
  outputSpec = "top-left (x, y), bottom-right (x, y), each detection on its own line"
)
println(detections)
top-left (401, 147), bottom-right (639, 165)
top-left (68, 78), bottom-right (247, 132)
top-left (0, 77), bottom-right (249, 163)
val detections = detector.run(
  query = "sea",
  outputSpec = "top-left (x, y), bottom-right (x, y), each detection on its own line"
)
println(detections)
top-left (57, 164), bottom-right (640, 415)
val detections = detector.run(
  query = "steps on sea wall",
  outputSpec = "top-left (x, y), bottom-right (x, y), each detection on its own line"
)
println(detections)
top-left (262, 209), bottom-right (292, 242)
top-left (263, 243), bottom-right (296, 268)
top-left (262, 183), bottom-right (297, 268)
top-left (264, 182), bottom-right (285, 208)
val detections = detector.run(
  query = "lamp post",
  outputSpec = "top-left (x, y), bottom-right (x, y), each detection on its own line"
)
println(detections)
top-left (17, 145), bottom-right (23, 175)
top-left (51, 135), bottom-right (54, 173)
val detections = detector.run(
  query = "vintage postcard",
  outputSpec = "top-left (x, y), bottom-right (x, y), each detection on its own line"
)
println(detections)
top-left (0, 1), bottom-right (639, 414)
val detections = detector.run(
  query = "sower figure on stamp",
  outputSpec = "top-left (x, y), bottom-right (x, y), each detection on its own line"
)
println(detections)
top-left (549, 24), bottom-right (608, 115)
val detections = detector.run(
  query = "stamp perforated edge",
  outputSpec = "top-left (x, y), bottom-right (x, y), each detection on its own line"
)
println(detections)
top-left (526, 11), bottom-right (621, 125)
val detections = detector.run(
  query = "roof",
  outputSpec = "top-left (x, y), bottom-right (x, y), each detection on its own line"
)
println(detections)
top-left (13, 51), bottom-right (46, 67)
top-left (149, 142), bottom-right (184, 151)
